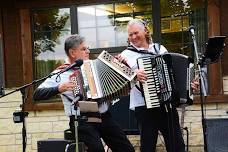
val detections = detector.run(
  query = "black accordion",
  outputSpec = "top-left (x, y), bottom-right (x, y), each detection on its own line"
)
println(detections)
top-left (137, 53), bottom-right (194, 108)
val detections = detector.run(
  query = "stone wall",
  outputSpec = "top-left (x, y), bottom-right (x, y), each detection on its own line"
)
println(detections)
top-left (0, 89), bottom-right (228, 152)
top-left (0, 90), bottom-right (68, 152)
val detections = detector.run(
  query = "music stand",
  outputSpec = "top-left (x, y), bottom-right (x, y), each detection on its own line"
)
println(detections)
top-left (201, 36), bottom-right (226, 65)
top-left (196, 36), bottom-right (226, 152)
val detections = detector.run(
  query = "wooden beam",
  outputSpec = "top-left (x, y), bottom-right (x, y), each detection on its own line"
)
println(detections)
top-left (207, 0), bottom-right (223, 95)
top-left (25, 102), bottom-right (64, 111)
top-left (194, 94), bottom-right (228, 103)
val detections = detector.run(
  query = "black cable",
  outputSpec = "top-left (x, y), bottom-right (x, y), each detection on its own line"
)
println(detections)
top-left (55, 72), bottom-right (62, 83)
top-left (168, 103), bottom-right (176, 152)
top-left (182, 127), bottom-right (189, 152)
top-left (164, 104), bottom-right (174, 152)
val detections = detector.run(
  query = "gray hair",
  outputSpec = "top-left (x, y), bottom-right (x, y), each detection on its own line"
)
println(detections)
top-left (127, 19), bottom-right (152, 44)
top-left (127, 19), bottom-right (146, 31)
top-left (64, 34), bottom-right (85, 56)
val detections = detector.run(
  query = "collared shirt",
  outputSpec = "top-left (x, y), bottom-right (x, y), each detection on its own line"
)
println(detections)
top-left (38, 59), bottom-right (109, 116)
top-left (121, 43), bottom-right (168, 110)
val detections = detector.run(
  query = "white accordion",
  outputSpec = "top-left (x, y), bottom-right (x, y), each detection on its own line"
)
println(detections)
top-left (73, 51), bottom-right (136, 104)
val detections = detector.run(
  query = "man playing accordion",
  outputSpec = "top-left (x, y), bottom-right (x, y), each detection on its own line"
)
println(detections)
top-left (33, 34), bottom-right (134, 152)
top-left (116, 19), bottom-right (199, 152)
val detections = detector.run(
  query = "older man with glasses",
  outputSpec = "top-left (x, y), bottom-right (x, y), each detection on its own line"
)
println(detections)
top-left (33, 34), bottom-right (135, 152)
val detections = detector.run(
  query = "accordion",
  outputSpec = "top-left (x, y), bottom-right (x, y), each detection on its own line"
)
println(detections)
top-left (73, 51), bottom-right (136, 104)
top-left (137, 53), bottom-right (194, 108)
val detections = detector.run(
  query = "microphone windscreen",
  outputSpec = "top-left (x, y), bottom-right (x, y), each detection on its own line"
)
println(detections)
top-left (188, 25), bottom-right (195, 34)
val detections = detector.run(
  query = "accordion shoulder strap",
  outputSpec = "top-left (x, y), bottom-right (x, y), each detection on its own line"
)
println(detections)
top-left (127, 43), bottom-right (161, 55)
top-left (55, 63), bottom-right (70, 70)
top-left (62, 93), bottom-right (73, 103)
top-left (153, 43), bottom-right (161, 54)
top-left (127, 45), bottom-right (150, 54)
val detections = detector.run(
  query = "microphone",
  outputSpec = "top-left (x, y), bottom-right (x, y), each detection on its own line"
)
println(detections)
top-left (60, 59), bottom-right (83, 74)
top-left (188, 25), bottom-right (195, 35)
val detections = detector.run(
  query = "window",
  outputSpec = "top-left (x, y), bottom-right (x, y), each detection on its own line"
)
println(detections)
top-left (32, 8), bottom-right (71, 102)
top-left (160, 0), bottom-right (207, 58)
top-left (160, 0), bottom-right (208, 94)
top-left (32, 8), bottom-right (71, 82)
top-left (77, 0), bottom-right (153, 52)
top-left (30, 0), bottom-right (208, 106)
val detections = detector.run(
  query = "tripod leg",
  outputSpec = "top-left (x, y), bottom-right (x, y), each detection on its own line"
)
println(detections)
top-left (75, 115), bottom-right (79, 152)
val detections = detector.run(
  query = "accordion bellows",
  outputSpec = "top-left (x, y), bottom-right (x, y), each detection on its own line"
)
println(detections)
top-left (78, 51), bottom-right (136, 103)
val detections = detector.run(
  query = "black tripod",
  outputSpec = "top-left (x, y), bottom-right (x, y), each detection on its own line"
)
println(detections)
top-left (189, 25), bottom-right (226, 152)
top-left (64, 99), bottom-right (89, 152)
top-left (72, 95), bottom-right (83, 152)
top-left (0, 82), bottom-right (34, 152)
top-left (0, 62), bottom-right (82, 152)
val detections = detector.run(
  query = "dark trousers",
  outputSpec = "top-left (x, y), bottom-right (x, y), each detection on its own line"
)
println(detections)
top-left (135, 105), bottom-right (185, 152)
top-left (69, 111), bottom-right (135, 152)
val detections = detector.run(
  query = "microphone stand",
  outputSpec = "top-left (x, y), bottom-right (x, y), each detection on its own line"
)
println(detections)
top-left (73, 99), bottom-right (80, 152)
top-left (0, 68), bottom-right (79, 152)
top-left (65, 95), bottom-right (88, 152)
top-left (190, 30), bottom-right (208, 152)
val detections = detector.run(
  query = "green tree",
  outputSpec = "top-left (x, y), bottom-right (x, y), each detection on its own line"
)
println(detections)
top-left (33, 9), bottom-right (70, 57)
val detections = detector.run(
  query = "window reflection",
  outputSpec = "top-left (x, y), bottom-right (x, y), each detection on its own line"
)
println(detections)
top-left (32, 8), bottom-right (71, 81)
top-left (96, 5), bottom-right (114, 27)
top-left (97, 26), bottom-right (115, 47)
top-left (160, 0), bottom-right (207, 57)
top-left (78, 6), bottom-right (96, 28)
top-left (77, 1), bottom-right (152, 49)
top-left (80, 28), bottom-right (97, 48)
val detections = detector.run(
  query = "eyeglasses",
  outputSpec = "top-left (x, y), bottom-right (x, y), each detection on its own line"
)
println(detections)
top-left (80, 47), bottom-right (90, 52)
top-left (72, 46), bottom-right (90, 52)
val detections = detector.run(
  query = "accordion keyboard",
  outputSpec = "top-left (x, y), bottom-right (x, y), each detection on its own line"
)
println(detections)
top-left (137, 53), bottom-right (194, 108)
top-left (137, 56), bottom-right (160, 108)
